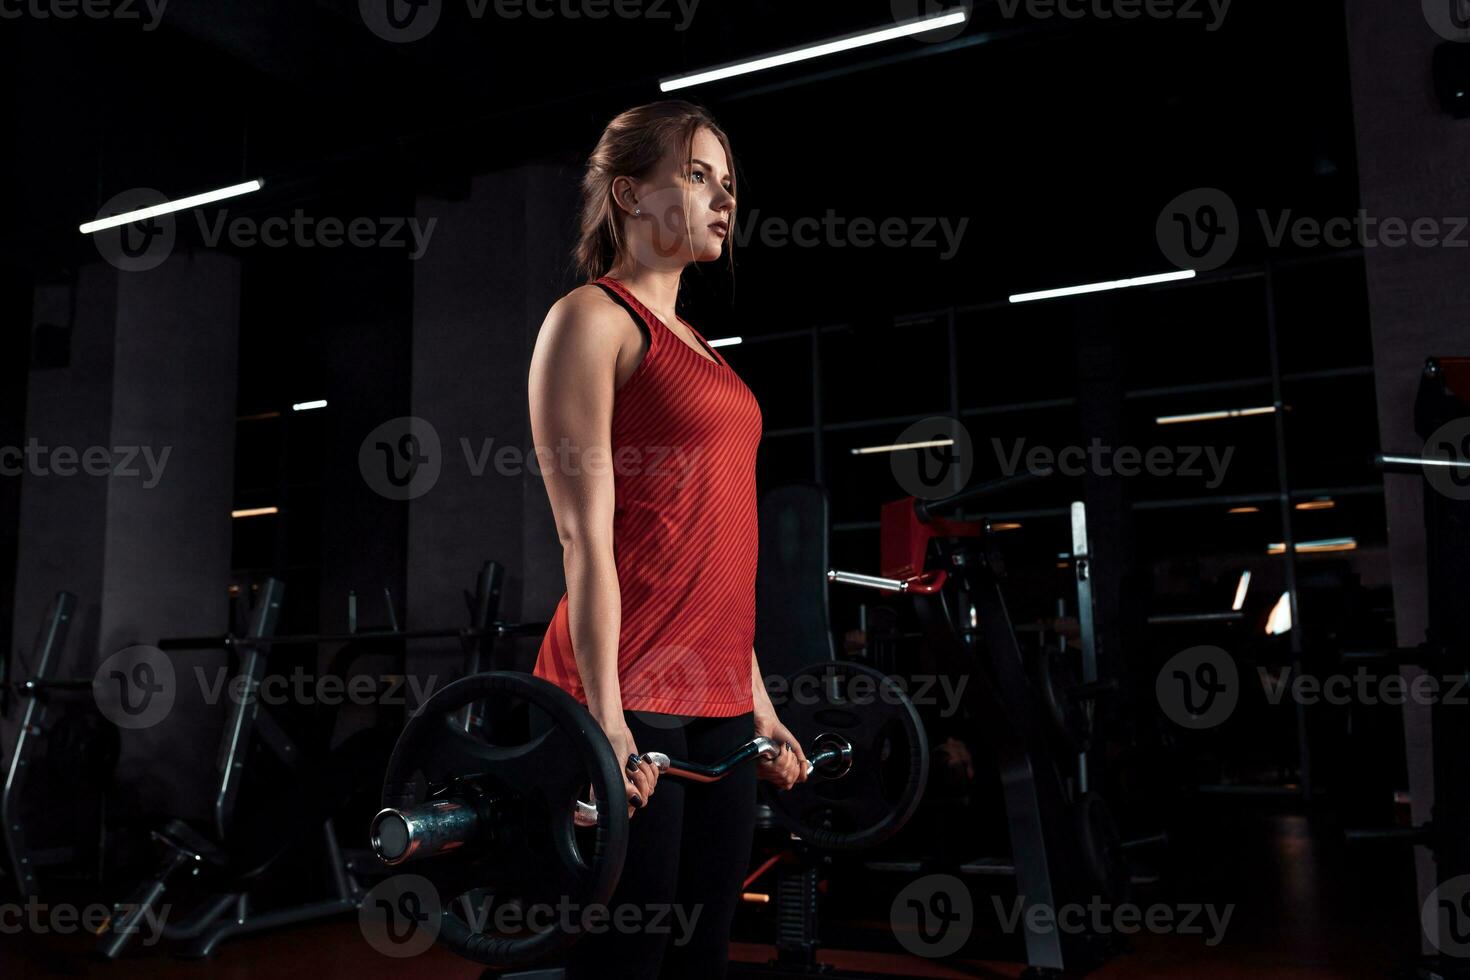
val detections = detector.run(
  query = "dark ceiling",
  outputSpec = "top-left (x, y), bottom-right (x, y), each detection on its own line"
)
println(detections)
top-left (3, 0), bottom-right (1359, 327)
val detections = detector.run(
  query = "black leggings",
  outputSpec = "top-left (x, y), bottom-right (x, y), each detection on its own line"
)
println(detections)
top-left (561, 709), bottom-right (757, 980)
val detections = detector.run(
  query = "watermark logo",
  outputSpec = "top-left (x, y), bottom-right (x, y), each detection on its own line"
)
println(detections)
top-left (615, 196), bottom-right (968, 271)
top-left (360, 874), bottom-right (443, 957)
top-left (1156, 645), bottom-right (1238, 729)
top-left (1157, 187), bottom-right (1239, 272)
top-left (623, 184), bottom-right (707, 273)
top-left (765, 669), bottom-right (970, 719)
top-left (192, 666), bottom-right (441, 709)
top-left (890, 416), bottom-right (973, 500)
top-left (91, 188), bottom-right (176, 273)
top-left (359, 418), bottom-right (707, 500)
top-left (891, 874), bottom-right (973, 957)
top-left (360, 416), bottom-right (443, 501)
top-left (90, 189), bottom-right (436, 271)
top-left (93, 644), bottom-right (176, 730)
top-left (1159, 187), bottom-right (1470, 272)
top-left (1158, 653), bottom-right (1470, 718)
top-left (1422, 417), bottom-right (1470, 502)
top-left (626, 645), bottom-right (712, 731)
top-left (1425, 0), bottom-right (1470, 41)
top-left (1423, 874), bottom-right (1470, 957)
top-left (361, 0), bottom-right (700, 42)
top-left (459, 896), bottom-right (703, 942)
top-left (360, 0), bottom-right (442, 42)
top-left (892, 1), bottom-right (971, 43)
top-left (195, 210), bottom-right (436, 257)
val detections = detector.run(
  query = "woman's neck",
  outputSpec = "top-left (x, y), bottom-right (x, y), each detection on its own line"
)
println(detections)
top-left (605, 265), bottom-right (683, 320)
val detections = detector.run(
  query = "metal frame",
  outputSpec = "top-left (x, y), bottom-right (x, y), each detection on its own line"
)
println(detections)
top-left (757, 252), bottom-right (1360, 799)
top-left (908, 528), bottom-right (1104, 973)
top-left (212, 578), bottom-right (285, 841)
top-left (1, 591), bottom-right (77, 897)
top-left (1262, 259), bottom-right (1313, 798)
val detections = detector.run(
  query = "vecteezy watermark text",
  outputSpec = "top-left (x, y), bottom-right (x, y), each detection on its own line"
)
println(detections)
top-left (993, 437), bottom-right (1234, 488)
top-left (197, 210), bottom-right (436, 258)
top-left (89, 188), bottom-right (438, 272)
top-left (92, 645), bottom-right (445, 731)
top-left (358, 0), bottom-right (703, 44)
top-left (359, 417), bottom-right (708, 501)
top-left (992, 895), bottom-right (1234, 946)
top-left (460, 895), bottom-right (703, 945)
top-left (993, 0), bottom-right (1231, 31)
top-left (358, 874), bottom-right (704, 958)
top-left (0, 897), bottom-right (170, 946)
top-left (192, 666), bottom-right (441, 709)
top-left (0, 440), bottom-right (170, 488)
top-left (1257, 666), bottom-right (1470, 708)
top-left (1158, 187), bottom-right (1470, 272)
top-left (1157, 645), bottom-right (1470, 731)
top-left (0, 0), bottom-right (168, 29)
top-left (731, 210), bottom-right (970, 261)
top-left (764, 670), bottom-right (970, 718)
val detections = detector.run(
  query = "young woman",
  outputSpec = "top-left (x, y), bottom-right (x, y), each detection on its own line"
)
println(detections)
top-left (527, 100), bottom-right (809, 979)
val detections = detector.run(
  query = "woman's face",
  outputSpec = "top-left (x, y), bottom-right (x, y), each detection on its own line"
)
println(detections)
top-left (621, 125), bottom-right (735, 271)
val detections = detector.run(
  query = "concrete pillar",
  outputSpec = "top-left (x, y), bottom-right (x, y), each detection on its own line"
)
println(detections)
top-left (9, 251), bottom-right (240, 820)
top-left (1344, 1), bottom-right (1470, 948)
top-left (407, 164), bottom-right (578, 681)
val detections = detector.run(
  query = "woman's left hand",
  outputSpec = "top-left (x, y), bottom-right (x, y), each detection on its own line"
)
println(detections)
top-left (754, 709), bottom-right (809, 790)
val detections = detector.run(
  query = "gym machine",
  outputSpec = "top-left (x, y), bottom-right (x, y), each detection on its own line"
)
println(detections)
top-left (827, 473), bottom-right (1137, 977)
top-left (1, 591), bottom-right (119, 901)
top-left (1347, 356), bottom-right (1470, 979)
top-left (97, 559), bottom-right (542, 959)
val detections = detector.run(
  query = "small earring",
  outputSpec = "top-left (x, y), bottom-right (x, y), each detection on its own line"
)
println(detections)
top-left (633, 208), bottom-right (641, 215)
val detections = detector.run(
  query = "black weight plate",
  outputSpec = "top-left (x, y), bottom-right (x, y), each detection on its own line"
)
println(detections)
top-left (760, 660), bottom-right (929, 851)
top-left (379, 671), bottom-right (627, 968)
top-left (1037, 644), bottom-right (1091, 754)
top-left (1075, 790), bottom-right (1130, 904)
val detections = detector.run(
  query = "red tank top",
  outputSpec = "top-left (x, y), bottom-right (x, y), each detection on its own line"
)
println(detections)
top-left (532, 276), bottom-right (763, 717)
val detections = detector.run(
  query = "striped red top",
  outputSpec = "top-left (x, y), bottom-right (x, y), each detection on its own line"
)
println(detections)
top-left (532, 275), bottom-right (763, 717)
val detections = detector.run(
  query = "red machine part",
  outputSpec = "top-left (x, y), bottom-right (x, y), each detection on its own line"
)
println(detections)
top-left (878, 496), bottom-right (987, 594)
top-left (1437, 356), bottom-right (1470, 408)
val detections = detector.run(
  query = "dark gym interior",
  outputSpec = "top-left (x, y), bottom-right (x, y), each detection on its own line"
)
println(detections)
top-left (3, 1), bottom-right (1470, 977)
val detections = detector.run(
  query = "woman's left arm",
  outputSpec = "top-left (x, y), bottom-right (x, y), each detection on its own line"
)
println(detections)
top-left (752, 649), bottom-right (809, 788)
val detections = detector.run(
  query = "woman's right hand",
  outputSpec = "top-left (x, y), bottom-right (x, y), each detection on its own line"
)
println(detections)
top-left (596, 718), bottom-right (660, 819)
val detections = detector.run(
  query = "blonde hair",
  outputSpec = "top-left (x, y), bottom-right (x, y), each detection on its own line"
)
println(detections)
top-left (573, 100), bottom-right (737, 283)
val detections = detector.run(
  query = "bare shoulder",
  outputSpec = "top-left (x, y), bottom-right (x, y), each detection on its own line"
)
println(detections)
top-left (538, 283), bottom-right (637, 354)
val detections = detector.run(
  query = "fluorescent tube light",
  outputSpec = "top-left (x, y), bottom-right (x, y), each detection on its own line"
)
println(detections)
top-left (850, 438), bottom-right (955, 456)
top-left (1231, 570), bottom-right (1252, 611)
top-left (80, 179), bottom-right (265, 234)
top-left (1156, 406), bottom-right (1275, 425)
top-left (659, 9), bottom-right (969, 92)
top-left (1008, 269), bottom-right (1195, 304)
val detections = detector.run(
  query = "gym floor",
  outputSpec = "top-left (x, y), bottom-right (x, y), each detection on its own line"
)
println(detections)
top-left (2, 798), bottom-right (1417, 978)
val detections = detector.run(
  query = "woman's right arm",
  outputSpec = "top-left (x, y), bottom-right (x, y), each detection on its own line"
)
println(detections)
top-left (527, 290), bottom-right (657, 814)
